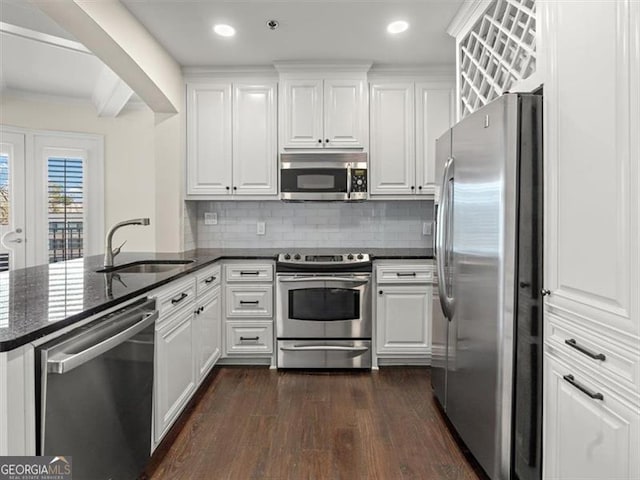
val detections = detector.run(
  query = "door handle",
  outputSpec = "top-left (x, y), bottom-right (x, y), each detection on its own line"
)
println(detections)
top-left (280, 345), bottom-right (369, 353)
top-left (564, 338), bottom-right (606, 361)
top-left (436, 156), bottom-right (455, 320)
top-left (562, 374), bottom-right (604, 400)
top-left (1, 228), bottom-right (24, 248)
top-left (239, 300), bottom-right (260, 305)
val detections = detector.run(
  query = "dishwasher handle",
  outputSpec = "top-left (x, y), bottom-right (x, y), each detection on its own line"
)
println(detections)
top-left (47, 303), bottom-right (158, 375)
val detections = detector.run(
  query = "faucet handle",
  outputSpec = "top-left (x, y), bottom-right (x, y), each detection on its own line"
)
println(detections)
top-left (112, 240), bottom-right (127, 258)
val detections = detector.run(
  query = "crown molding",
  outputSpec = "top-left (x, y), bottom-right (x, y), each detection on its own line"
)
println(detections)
top-left (273, 60), bottom-right (373, 74)
top-left (446, 0), bottom-right (493, 39)
top-left (182, 65), bottom-right (277, 78)
top-left (368, 63), bottom-right (455, 79)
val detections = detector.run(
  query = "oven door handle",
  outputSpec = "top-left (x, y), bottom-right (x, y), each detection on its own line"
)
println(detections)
top-left (278, 277), bottom-right (369, 284)
top-left (280, 345), bottom-right (369, 352)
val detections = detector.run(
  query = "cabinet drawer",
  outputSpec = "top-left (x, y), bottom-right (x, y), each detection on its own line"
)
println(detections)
top-left (226, 285), bottom-right (273, 318)
top-left (196, 264), bottom-right (221, 297)
top-left (376, 264), bottom-right (433, 284)
top-left (226, 322), bottom-right (273, 355)
top-left (543, 352), bottom-right (640, 480)
top-left (225, 264), bottom-right (273, 282)
top-left (154, 277), bottom-right (196, 319)
top-left (546, 314), bottom-right (639, 399)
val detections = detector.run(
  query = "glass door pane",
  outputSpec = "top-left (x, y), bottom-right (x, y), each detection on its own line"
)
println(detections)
top-left (0, 130), bottom-right (26, 271)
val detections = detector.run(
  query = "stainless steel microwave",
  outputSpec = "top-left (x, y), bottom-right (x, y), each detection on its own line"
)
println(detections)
top-left (280, 153), bottom-right (368, 201)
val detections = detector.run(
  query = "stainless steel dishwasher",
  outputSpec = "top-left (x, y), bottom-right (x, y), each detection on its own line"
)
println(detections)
top-left (36, 297), bottom-right (158, 480)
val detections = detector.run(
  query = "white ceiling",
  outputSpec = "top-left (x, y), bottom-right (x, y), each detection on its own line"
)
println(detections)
top-left (121, 0), bottom-right (464, 67)
top-left (0, 0), bottom-right (76, 40)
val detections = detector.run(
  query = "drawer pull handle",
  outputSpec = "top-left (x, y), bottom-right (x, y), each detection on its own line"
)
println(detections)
top-left (171, 292), bottom-right (188, 305)
top-left (563, 374), bottom-right (604, 401)
top-left (565, 338), bottom-right (606, 361)
top-left (240, 336), bottom-right (260, 341)
top-left (239, 300), bottom-right (260, 305)
top-left (240, 271), bottom-right (260, 276)
top-left (204, 276), bottom-right (216, 284)
top-left (396, 272), bottom-right (417, 277)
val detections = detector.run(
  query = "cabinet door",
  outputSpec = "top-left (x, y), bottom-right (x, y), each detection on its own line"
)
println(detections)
top-left (232, 83), bottom-right (277, 195)
top-left (155, 309), bottom-right (196, 443)
top-left (544, 0), bottom-right (639, 338)
top-left (415, 83), bottom-right (453, 195)
top-left (370, 83), bottom-right (415, 195)
top-left (194, 289), bottom-right (221, 383)
top-left (323, 78), bottom-right (366, 149)
top-left (280, 79), bottom-right (323, 149)
top-left (376, 284), bottom-right (431, 355)
top-left (186, 83), bottom-right (232, 195)
top-left (544, 354), bottom-right (640, 480)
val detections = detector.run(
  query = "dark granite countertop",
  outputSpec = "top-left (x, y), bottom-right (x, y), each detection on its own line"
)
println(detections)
top-left (0, 247), bottom-right (432, 352)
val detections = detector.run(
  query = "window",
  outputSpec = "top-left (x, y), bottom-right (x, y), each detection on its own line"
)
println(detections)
top-left (48, 157), bottom-right (84, 263)
top-left (0, 154), bottom-right (8, 271)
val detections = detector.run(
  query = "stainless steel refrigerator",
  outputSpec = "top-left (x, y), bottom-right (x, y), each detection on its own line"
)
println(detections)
top-left (431, 93), bottom-right (543, 480)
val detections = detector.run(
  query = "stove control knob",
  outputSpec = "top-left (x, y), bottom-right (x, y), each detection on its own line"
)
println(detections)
top-left (357, 254), bottom-right (364, 260)
top-left (294, 253), bottom-right (301, 260)
top-left (356, 179), bottom-right (363, 186)
top-left (347, 254), bottom-right (354, 260)
top-left (284, 253), bottom-right (291, 260)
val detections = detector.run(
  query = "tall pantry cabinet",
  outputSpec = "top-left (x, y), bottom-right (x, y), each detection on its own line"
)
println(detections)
top-left (541, 1), bottom-right (640, 478)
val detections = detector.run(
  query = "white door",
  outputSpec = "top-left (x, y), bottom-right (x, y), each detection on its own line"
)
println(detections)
top-left (376, 284), bottom-right (431, 355)
top-left (323, 78), bottom-right (366, 149)
top-left (280, 79), bottom-right (323, 149)
top-left (0, 130), bottom-right (26, 271)
top-left (194, 289), bottom-right (221, 382)
top-left (187, 83), bottom-right (232, 195)
top-left (544, 0), bottom-right (639, 338)
top-left (232, 82), bottom-right (277, 195)
top-left (154, 309), bottom-right (196, 443)
top-left (543, 354), bottom-right (640, 480)
top-left (415, 83), bottom-right (453, 195)
top-left (370, 83), bottom-right (415, 195)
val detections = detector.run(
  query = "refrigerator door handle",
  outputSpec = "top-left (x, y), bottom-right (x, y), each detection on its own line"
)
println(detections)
top-left (436, 156), bottom-right (455, 320)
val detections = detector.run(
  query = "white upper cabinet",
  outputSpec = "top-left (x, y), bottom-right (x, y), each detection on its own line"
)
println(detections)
top-left (370, 80), bottom-right (453, 197)
top-left (544, 0), bottom-right (639, 339)
top-left (186, 80), bottom-right (277, 197)
top-left (370, 82), bottom-right (415, 195)
top-left (187, 83), bottom-right (232, 195)
top-left (232, 82), bottom-right (277, 195)
top-left (323, 78), bottom-right (367, 148)
top-left (279, 73), bottom-right (368, 151)
top-left (415, 83), bottom-right (453, 195)
top-left (280, 79), bottom-right (323, 149)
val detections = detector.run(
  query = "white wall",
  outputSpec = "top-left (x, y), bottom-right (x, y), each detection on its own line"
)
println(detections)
top-left (0, 94), bottom-right (157, 252)
top-left (195, 200), bottom-right (433, 249)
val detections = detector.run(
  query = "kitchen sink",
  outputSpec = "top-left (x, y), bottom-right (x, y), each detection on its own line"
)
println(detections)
top-left (96, 260), bottom-right (194, 274)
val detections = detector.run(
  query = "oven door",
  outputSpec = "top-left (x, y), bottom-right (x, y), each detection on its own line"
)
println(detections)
top-left (276, 274), bottom-right (371, 338)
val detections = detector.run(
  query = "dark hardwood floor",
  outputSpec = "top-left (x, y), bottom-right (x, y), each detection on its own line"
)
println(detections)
top-left (143, 367), bottom-right (482, 480)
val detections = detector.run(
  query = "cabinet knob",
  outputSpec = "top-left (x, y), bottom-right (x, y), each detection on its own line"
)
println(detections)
top-left (379, 290), bottom-right (383, 295)
top-left (318, 139), bottom-right (322, 143)
top-left (233, 186), bottom-right (237, 191)
top-left (226, 186), bottom-right (230, 190)
top-left (541, 288), bottom-right (551, 296)
top-left (418, 186), bottom-right (422, 190)
top-left (411, 186), bottom-right (415, 190)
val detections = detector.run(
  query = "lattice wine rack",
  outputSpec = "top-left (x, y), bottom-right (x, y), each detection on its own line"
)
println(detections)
top-left (459, 0), bottom-right (537, 118)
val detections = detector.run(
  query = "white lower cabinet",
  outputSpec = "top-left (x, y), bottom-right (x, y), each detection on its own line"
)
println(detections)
top-left (376, 285), bottom-right (431, 355)
top-left (194, 287), bottom-right (222, 382)
top-left (374, 261), bottom-right (434, 364)
top-left (225, 322), bottom-right (273, 356)
top-left (154, 307), bottom-right (196, 444)
top-left (543, 352), bottom-right (640, 480)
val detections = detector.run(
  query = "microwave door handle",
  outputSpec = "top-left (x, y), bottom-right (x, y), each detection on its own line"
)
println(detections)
top-left (347, 163), bottom-right (352, 200)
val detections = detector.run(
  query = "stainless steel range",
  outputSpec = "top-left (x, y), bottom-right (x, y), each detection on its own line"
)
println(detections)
top-left (276, 252), bottom-right (372, 369)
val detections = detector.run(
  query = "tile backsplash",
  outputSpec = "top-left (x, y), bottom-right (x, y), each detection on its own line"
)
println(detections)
top-left (190, 200), bottom-right (433, 249)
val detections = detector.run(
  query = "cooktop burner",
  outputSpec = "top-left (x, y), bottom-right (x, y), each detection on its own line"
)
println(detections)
top-left (276, 252), bottom-right (372, 273)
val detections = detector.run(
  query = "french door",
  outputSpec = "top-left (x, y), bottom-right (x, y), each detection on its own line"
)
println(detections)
top-left (0, 130), bottom-right (26, 271)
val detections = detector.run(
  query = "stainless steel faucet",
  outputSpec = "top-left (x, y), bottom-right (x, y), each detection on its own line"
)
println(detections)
top-left (104, 218), bottom-right (150, 267)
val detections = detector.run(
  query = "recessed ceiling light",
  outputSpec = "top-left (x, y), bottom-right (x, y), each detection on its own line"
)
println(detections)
top-left (387, 20), bottom-right (409, 34)
top-left (213, 24), bottom-right (236, 37)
